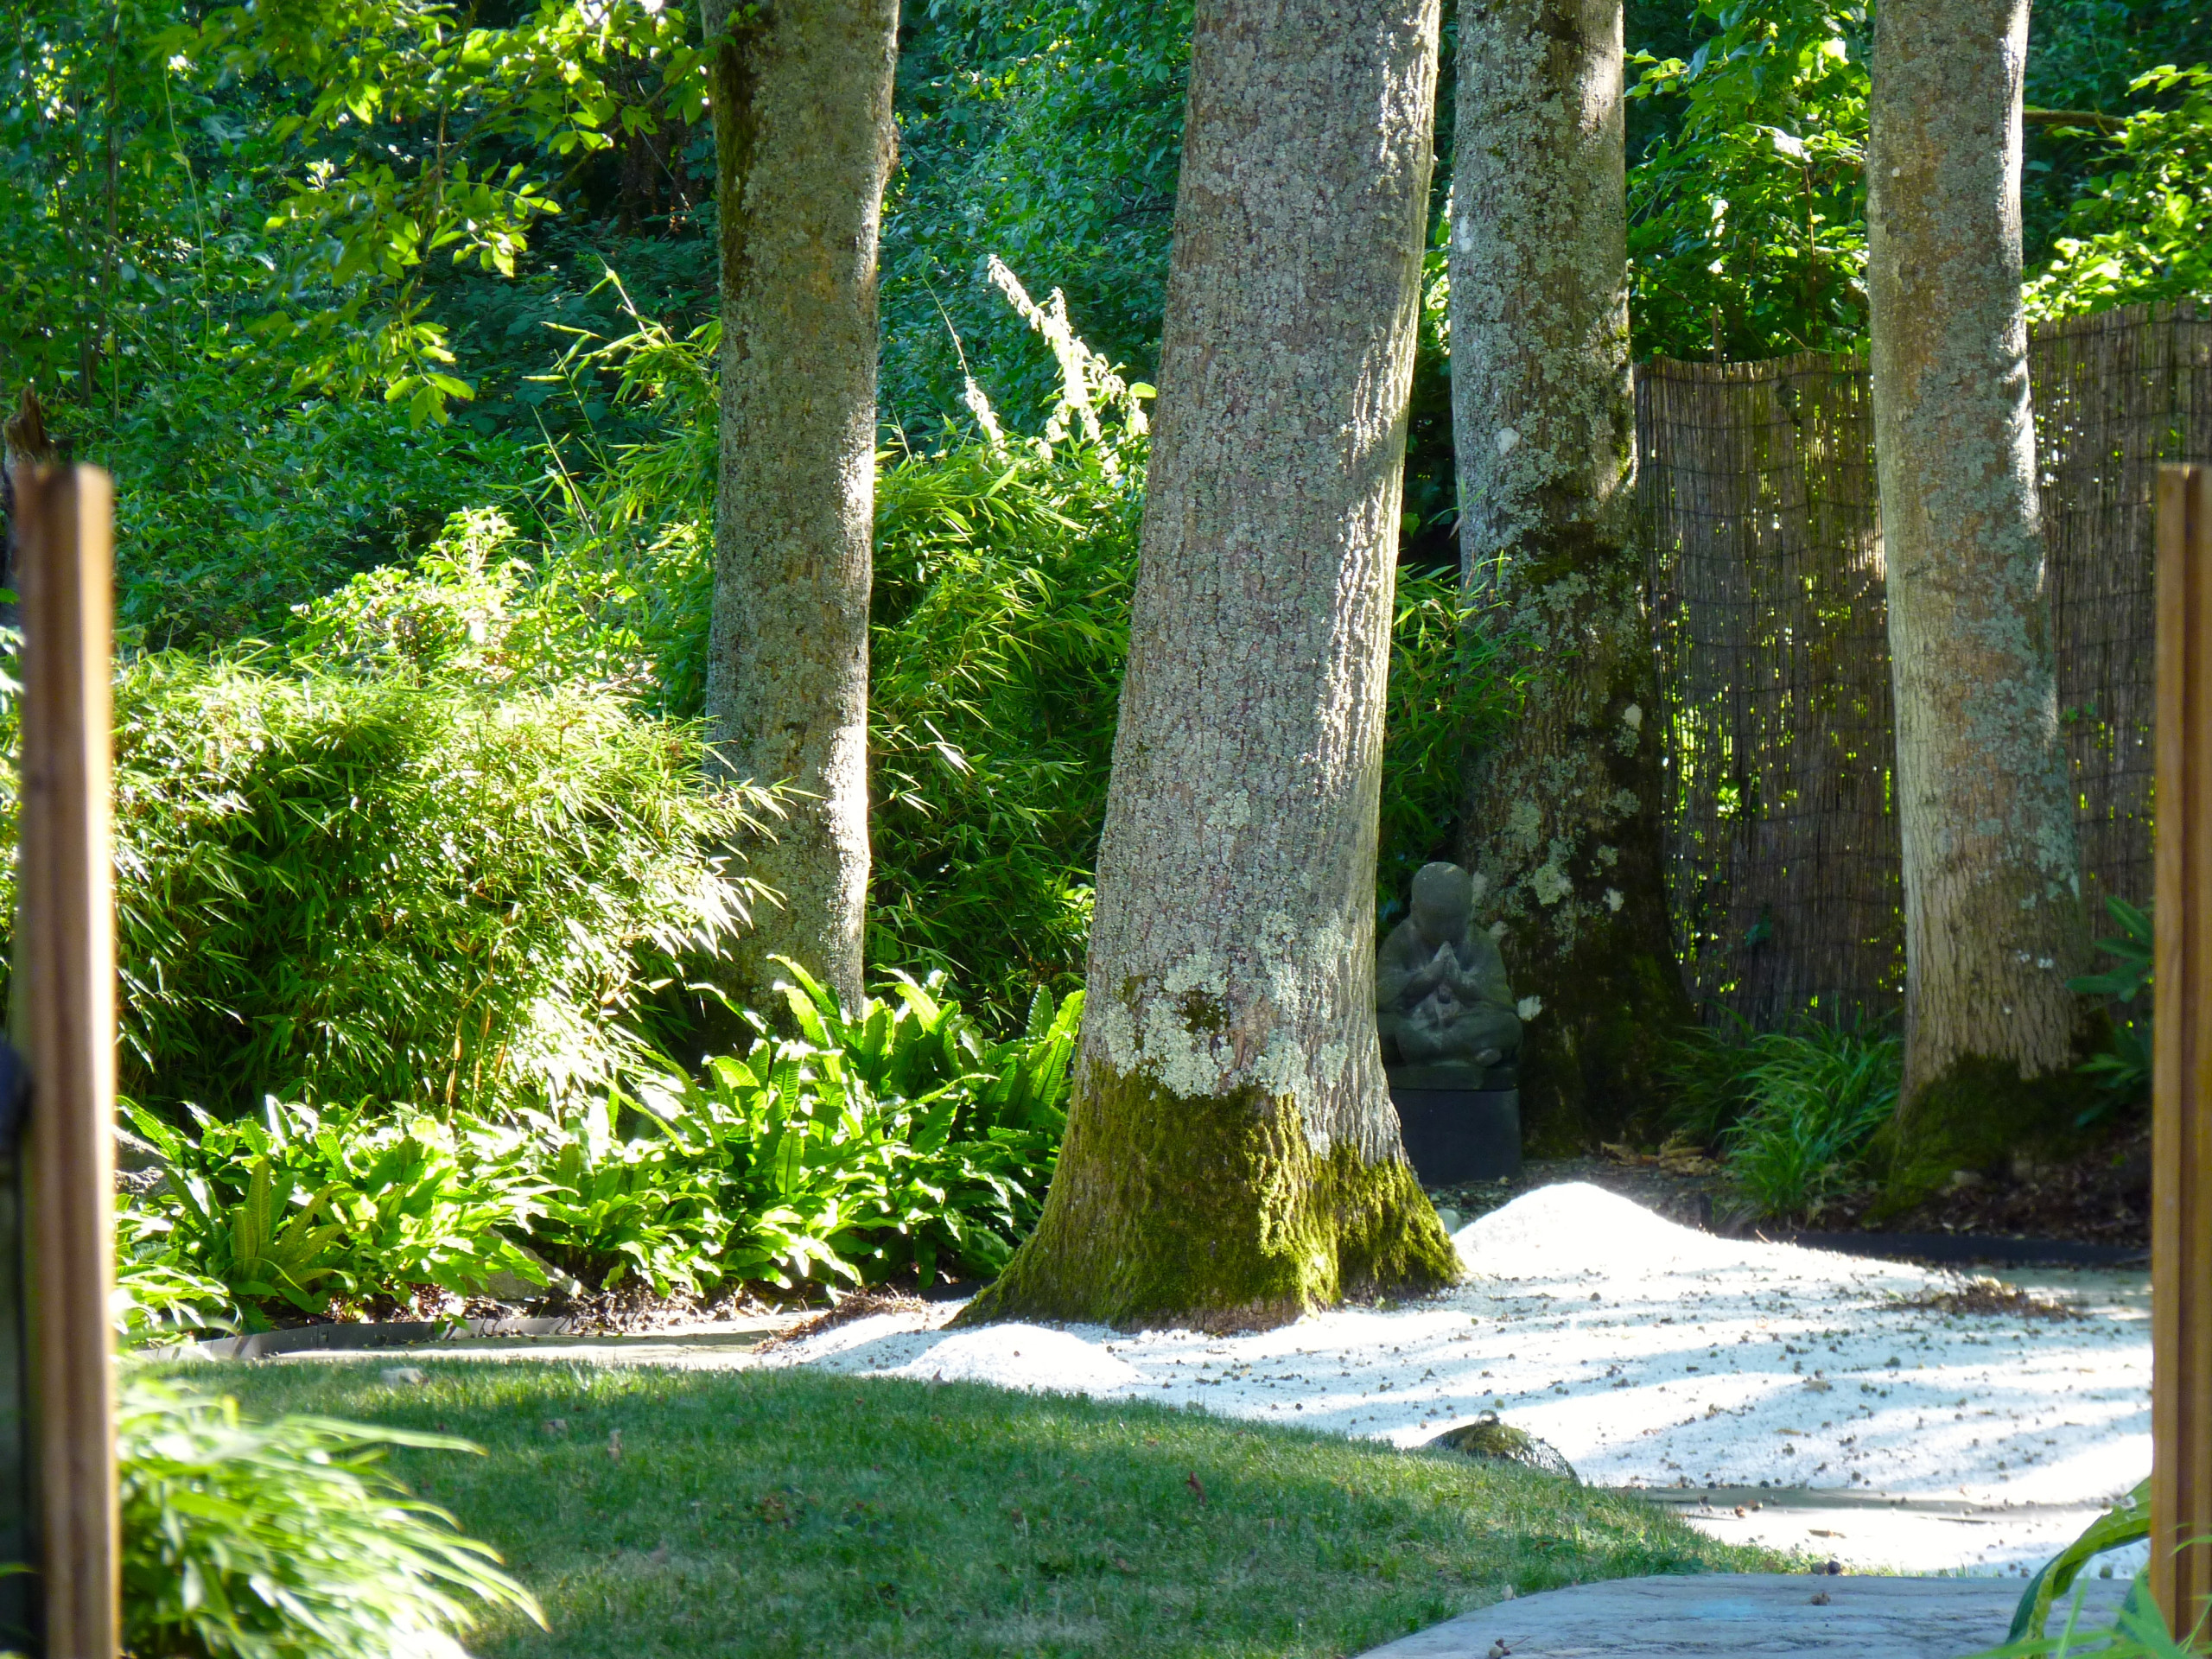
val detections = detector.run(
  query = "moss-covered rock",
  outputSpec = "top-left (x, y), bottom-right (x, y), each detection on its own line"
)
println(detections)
top-left (1425, 1413), bottom-right (1579, 1482)
top-left (957, 1064), bottom-right (1460, 1333)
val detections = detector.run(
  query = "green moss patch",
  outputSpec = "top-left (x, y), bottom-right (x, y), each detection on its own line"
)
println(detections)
top-left (961, 1067), bottom-right (1459, 1332)
top-left (1876, 1048), bottom-right (2108, 1217)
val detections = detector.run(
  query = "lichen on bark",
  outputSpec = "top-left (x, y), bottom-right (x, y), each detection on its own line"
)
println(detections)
top-left (697, 0), bottom-right (898, 1013)
top-left (1450, 0), bottom-right (1687, 1147)
top-left (961, 0), bottom-right (1459, 1330)
top-left (1866, 0), bottom-right (2092, 1172)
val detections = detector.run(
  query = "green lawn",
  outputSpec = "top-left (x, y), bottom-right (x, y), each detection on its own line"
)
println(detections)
top-left (182, 1359), bottom-right (1787, 1657)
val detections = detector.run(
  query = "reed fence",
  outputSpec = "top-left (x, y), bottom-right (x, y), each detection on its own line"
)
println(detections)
top-left (1638, 300), bottom-right (2212, 1027)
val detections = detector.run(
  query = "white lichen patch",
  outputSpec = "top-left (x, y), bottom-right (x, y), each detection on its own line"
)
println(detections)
top-left (1531, 860), bottom-right (1573, 906)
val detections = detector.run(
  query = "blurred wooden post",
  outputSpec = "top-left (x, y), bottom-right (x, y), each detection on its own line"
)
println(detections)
top-left (14, 463), bottom-right (118, 1659)
top-left (2155, 461), bottom-right (2212, 1641)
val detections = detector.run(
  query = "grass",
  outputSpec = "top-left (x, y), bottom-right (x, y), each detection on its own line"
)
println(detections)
top-left (175, 1360), bottom-right (1786, 1658)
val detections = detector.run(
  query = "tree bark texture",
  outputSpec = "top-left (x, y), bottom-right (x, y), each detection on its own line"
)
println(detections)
top-left (1867, 0), bottom-right (2090, 1173)
top-left (1449, 0), bottom-right (1683, 1151)
top-left (963, 0), bottom-right (1459, 1332)
top-left (698, 0), bottom-right (897, 1013)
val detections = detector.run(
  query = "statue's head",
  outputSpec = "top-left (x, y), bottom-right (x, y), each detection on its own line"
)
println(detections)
top-left (1409, 861), bottom-right (1474, 945)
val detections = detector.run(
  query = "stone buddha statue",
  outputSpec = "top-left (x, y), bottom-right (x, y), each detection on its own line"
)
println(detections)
top-left (1376, 861), bottom-right (1521, 1089)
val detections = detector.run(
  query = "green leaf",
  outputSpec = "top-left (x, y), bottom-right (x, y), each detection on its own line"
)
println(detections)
top-left (2007, 1478), bottom-right (2150, 1643)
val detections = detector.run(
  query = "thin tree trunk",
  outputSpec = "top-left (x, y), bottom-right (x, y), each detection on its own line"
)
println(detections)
top-left (697, 0), bottom-right (897, 1013)
top-left (963, 0), bottom-right (1458, 1332)
top-left (1450, 0), bottom-right (1683, 1152)
top-left (1867, 0), bottom-right (2091, 1183)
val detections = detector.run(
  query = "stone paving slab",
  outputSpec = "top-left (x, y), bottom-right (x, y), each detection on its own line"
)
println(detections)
top-left (1357, 1573), bottom-right (2131, 1657)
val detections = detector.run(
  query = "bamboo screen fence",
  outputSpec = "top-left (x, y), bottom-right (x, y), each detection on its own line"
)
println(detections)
top-left (1638, 300), bottom-right (2212, 1027)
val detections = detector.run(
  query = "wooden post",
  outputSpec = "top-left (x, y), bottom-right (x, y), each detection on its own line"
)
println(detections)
top-left (2155, 461), bottom-right (2212, 1641)
top-left (14, 464), bottom-right (119, 1659)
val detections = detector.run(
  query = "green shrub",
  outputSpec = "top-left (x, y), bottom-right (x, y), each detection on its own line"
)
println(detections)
top-left (1378, 570), bottom-right (1524, 916)
top-left (1664, 1015), bottom-right (1901, 1220)
top-left (113, 1208), bottom-right (240, 1344)
top-left (101, 379), bottom-right (537, 651)
top-left (709, 962), bottom-right (1077, 1288)
top-left (866, 441), bottom-right (1136, 1015)
top-left (0, 570), bottom-right (774, 1119)
top-left (121, 1098), bottom-right (550, 1320)
top-left (117, 1376), bottom-right (542, 1659)
top-left (2028, 65), bottom-right (2212, 321)
top-left (500, 965), bottom-right (1077, 1297)
top-left (1658, 1008), bottom-right (1770, 1147)
top-left (118, 971), bottom-right (1082, 1318)
top-left (514, 963), bottom-right (1078, 1298)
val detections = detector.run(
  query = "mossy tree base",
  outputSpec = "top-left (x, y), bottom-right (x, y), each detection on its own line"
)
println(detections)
top-left (957, 1065), bottom-right (1460, 1333)
top-left (1874, 1034), bottom-right (2109, 1217)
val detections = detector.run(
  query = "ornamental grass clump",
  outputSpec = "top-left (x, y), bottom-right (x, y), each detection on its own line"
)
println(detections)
top-left (117, 1378), bottom-right (542, 1659)
top-left (866, 437), bottom-right (1137, 1020)
top-left (1663, 1014), bottom-right (1901, 1220)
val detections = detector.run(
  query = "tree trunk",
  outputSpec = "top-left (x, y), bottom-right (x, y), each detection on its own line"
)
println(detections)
top-left (1867, 0), bottom-right (2092, 1189)
top-left (1449, 0), bottom-right (1683, 1153)
top-left (697, 0), bottom-right (897, 1013)
top-left (962, 0), bottom-right (1459, 1332)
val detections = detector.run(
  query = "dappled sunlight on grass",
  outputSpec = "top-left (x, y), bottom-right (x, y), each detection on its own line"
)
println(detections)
top-left (183, 1361), bottom-right (1781, 1658)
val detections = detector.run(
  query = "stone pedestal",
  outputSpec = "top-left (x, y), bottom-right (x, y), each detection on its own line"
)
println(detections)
top-left (1388, 1083), bottom-right (1521, 1185)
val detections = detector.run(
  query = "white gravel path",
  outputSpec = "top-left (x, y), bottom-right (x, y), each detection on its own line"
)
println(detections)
top-left (766, 1184), bottom-right (2151, 1573)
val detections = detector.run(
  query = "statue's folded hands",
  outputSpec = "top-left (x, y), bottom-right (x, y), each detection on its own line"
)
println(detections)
top-left (1376, 861), bottom-right (1522, 1087)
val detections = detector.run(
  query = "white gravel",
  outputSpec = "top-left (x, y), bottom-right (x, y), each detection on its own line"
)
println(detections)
top-left (767, 1183), bottom-right (2151, 1573)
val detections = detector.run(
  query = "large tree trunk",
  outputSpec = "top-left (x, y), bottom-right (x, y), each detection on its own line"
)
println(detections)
top-left (962, 0), bottom-right (1458, 1332)
top-left (696, 0), bottom-right (897, 1013)
top-left (1449, 0), bottom-right (1683, 1153)
top-left (1867, 0), bottom-right (2091, 1190)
